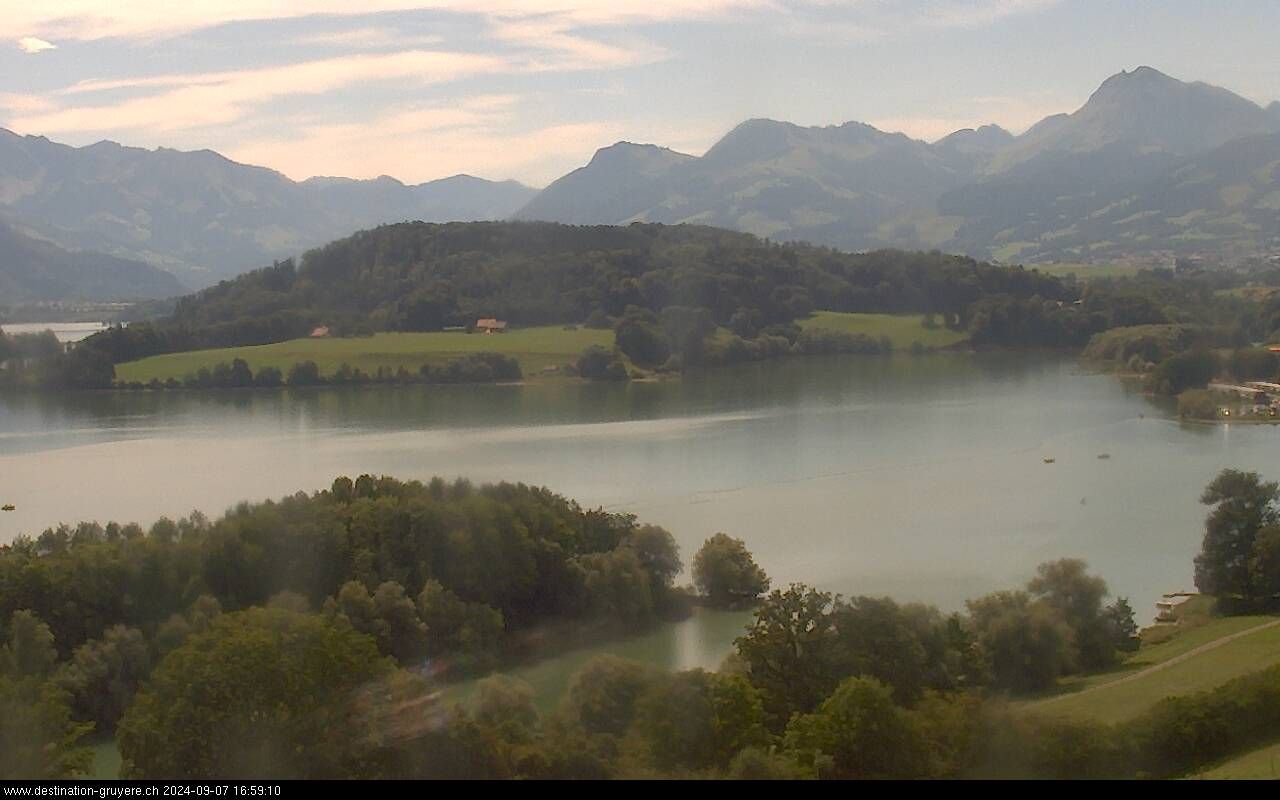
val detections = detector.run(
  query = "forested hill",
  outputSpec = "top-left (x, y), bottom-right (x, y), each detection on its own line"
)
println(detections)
top-left (0, 222), bottom-right (186, 302)
top-left (126, 220), bottom-right (1066, 351)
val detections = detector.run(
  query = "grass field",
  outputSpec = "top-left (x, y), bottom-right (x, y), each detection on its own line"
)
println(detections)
top-left (1192, 738), bottom-right (1280, 779)
top-left (115, 326), bottom-right (615, 383)
top-left (798, 311), bottom-right (968, 349)
top-left (91, 738), bottom-right (121, 779)
top-left (1033, 262), bottom-right (1148, 280)
top-left (1026, 616), bottom-right (1280, 724)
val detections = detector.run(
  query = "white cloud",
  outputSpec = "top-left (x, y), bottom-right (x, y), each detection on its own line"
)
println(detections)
top-left (288, 27), bottom-right (445, 49)
top-left (228, 97), bottom-right (618, 185)
top-left (0, 1), bottom-right (1077, 183)
top-left (0, 93), bottom-right (54, 115)
top-left (919, 0), bottom-right (1063, 29)
top-left (0, 2), bottom-right (765, 42)
top-left (9, 50), bottom-right (508, 135)
top-left (17, 36), bottom-right (56, 54)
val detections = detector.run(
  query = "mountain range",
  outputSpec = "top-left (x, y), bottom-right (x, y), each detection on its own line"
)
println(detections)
top-left (2, 66), bottom-right (1278, 303)
top-left (0, 221), bottom-right (185, 303)
top-left (0, 129), bottom-right (536, 293)
top-left (517, 67), bottom-right (1280, 264)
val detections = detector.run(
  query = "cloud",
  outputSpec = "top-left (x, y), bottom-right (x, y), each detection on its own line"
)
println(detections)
top-left (10, 50), bottom-right (508, 135)
top-left (487, 15), bottom-right (665, 71)
top-left (0, 93), bottom-right (54, 114)
top-left (918, 0), bottom-right (1063, 29)
top-left (288, 27), bottom-right (444, 49)
top-left (0, 2), bottom-right (764, 42)
top-left (17, 37), bottom-right (56, 54)
top-left (0, 1), bottom-right (1075, 184)
top-left (228, 97), bottom-right (618, 185)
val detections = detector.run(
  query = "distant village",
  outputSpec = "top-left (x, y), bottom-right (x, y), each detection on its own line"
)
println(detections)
top-left (1206, 379), bottom-right (1280, 419)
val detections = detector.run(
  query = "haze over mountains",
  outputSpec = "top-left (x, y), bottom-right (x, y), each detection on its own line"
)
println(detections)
top-left (0, 128), bottom-right (536, 295)
top-left (519, 67), bottom-right (1280, 264)
top-left (3, 66), bottom-right (1278, 303)
top-left (0, 221), bottom-right (184, 303)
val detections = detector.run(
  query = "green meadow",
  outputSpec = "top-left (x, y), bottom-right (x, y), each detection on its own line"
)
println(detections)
top-left (1192, 738), bottom-right (1280, 779)
top-left (1025, 616), bottom-right (1280, 724)
top-left (1033, 262), bottom-right (1148, 280)
top-left (115, 326), bottom-right (614, 383)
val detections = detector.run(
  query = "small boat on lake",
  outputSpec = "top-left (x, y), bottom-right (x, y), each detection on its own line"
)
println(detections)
top-left (1, 504), bottom-right (14, 511)
top-left (1043, 457), bottom-right (1055, 464)
top-left (1097, 453), bottom-right (1111, 460)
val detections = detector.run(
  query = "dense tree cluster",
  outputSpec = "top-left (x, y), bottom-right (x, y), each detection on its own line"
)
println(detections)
top-left (161, 222), bottom-right (1067, 340)
top-left (113, 353), bottom-right (523, 392)
top-left (1194, 469), bottom-right (1280, 611)
top-left (0, 610), bottom-right (93, 778)
top-left (1071, 267), bottom-right (1280, 398)
top-left (734, 557), bottom-right (1133, 732)
top-left (691, 533), bottom-right (771, 609)
top-left (0, 476), bottom-right (686, 680)
top-left (0, 330), bottom-right (116, 390)
top-left (45, 221), bottom-right (1077, 384)
top-left (5, 469), bottom-right (1278, 779)
top-left (11, 224), bottom-right (1278, 391)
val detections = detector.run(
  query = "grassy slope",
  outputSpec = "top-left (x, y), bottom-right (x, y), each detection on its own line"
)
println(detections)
top-left (115, 327), bottom-right (614, 383)
top-left (1192, 738), bottom-right (1280, 779)
top-left (119, 313), bottom-right (964, 383)
top-left (798, 311), bottom-right (968, 349)
top-left (1027, 616), bottom-right (1280, 724)
top-left (1033, 263), bottom-right (1147, 280)
top-left (90, 738), bottom-right (121, 779)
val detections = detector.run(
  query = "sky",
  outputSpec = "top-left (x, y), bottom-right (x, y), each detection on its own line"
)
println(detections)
top-left (1, 1), bottom-right (1277, 187)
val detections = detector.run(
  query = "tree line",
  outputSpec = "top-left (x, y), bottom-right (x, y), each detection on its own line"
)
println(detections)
top-left (11, 223), bottom-right (1276, 390)
top-left (113, 353), bottom-right (523, 391)
top-left (0, 472), bottom-right (1132, 779)
top-left (39, 221), bottom-right (1076, 385)
top-left (3, 465), bottom-right (1278, 778)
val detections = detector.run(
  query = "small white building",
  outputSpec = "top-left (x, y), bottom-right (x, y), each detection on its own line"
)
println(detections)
top-left (1155, 592), bottom-right (1197, 623)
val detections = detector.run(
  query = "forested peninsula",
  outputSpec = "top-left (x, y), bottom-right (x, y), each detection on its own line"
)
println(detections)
top-left (4, 221), bottom-right (1278, 397)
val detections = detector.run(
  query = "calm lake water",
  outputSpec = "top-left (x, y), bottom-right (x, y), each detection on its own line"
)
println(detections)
top-left (4, 352), bottom-right (1279, 710)
top-left (1, 321), bottom-right (108, 343)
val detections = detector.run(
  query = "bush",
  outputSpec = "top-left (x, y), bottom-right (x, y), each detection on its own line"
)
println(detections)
top-left (576, 346), bottom-right (628, 381)
top-left (254, 366), bottom-right (283, 387)
top-left (1177, 389), bottom-right (1219, 420)
top-left (287, 361), bottom-right (323, 386)
top-left (614, 309), bottom-right (670, 367)
top-left (1229, 348), bottom-right (1278, 381)
top-left (691, 534), bottom-right (770, 609)
top-left (1148, 349), bottom-right (1219, 395)
top-left (427, 353), bottom-right (522, 384)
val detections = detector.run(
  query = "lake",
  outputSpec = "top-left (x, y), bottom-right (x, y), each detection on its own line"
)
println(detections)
top-left (0, 321), bottom-right (109, 343)
top-left (4, 352), bottom-right (1279, 708)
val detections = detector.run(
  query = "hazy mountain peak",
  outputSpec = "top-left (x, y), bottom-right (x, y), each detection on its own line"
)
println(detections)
top-left (1093, 64), bottom-right (1178, 92)
top-left (699, 117), bottom-right (906, 167)
top-left (989, 67), bottom-right (1276, 173)
top-left (588, 141), bottom-right (693, 166)
top-left (0, 219), bottom-right (186, 302)
top-left (0, 129), bottom-right (538, 290)
top-left (936, 124), bottom-right (1015, 154)
top-left (515, 142), bottom-right (692, 225)
top-left (84, 138), bottom-right (126, 151)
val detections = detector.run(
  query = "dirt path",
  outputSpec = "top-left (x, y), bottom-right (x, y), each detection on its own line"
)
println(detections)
top-left (1035, 618), bottom-right (1280, 706)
